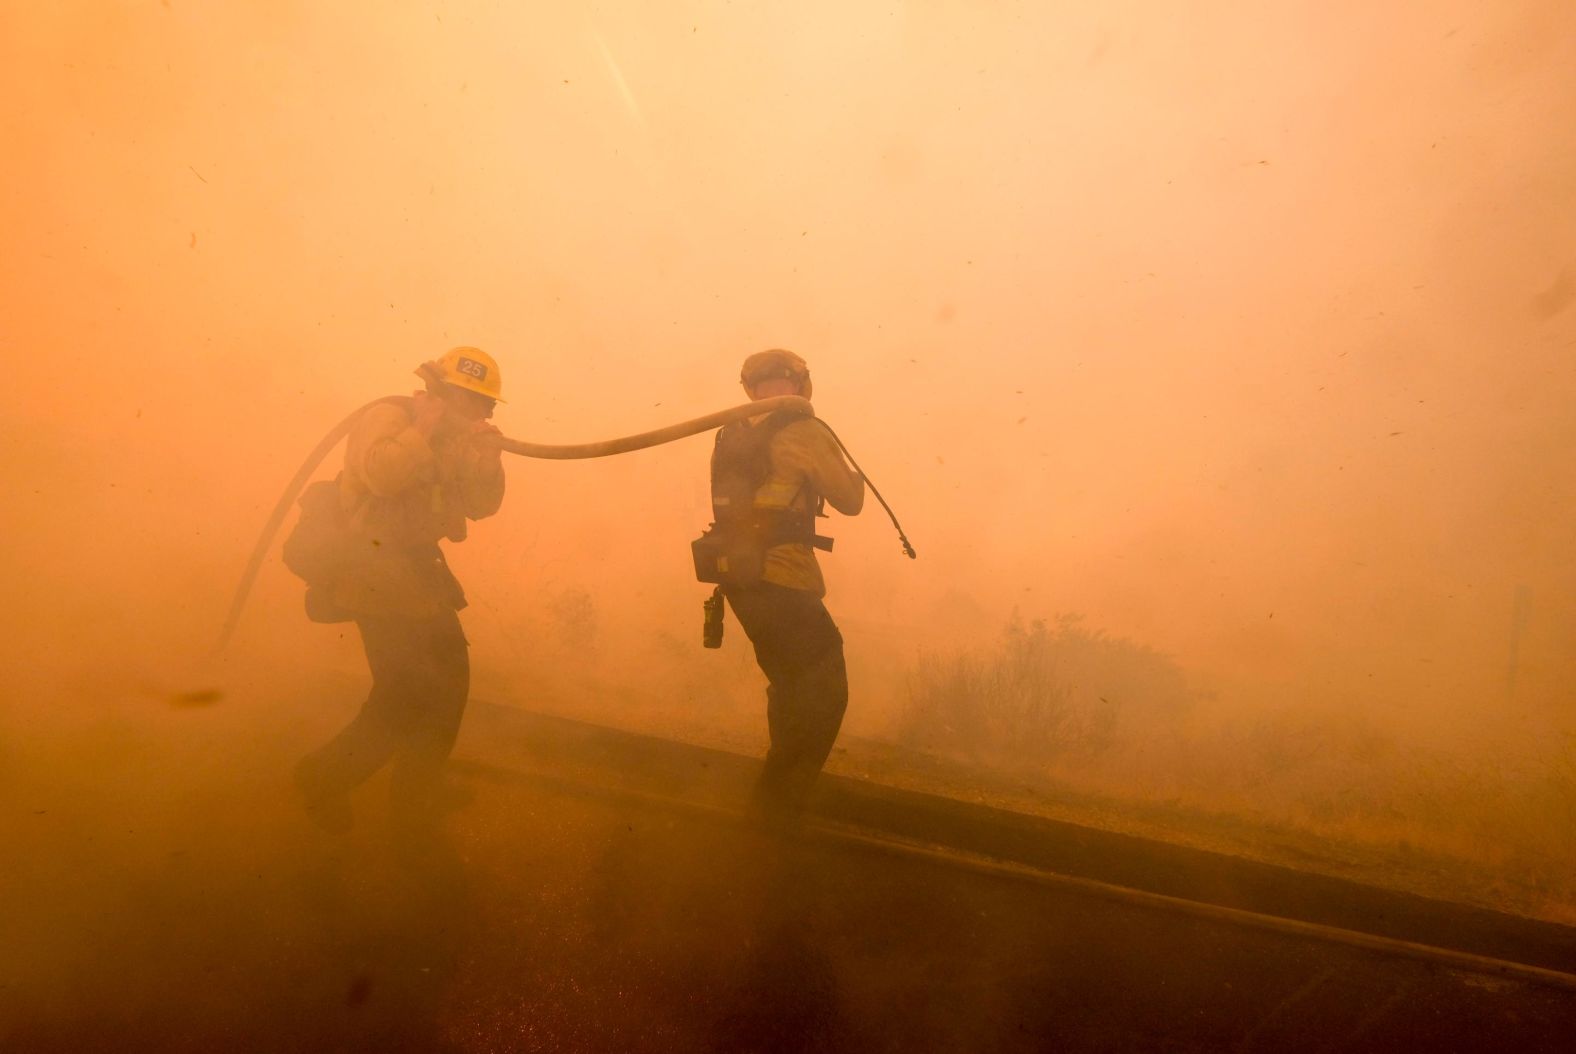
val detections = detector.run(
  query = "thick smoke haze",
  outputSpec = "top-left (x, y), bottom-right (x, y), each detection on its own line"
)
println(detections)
top-left (3, 0), bottom-right (1574, 924)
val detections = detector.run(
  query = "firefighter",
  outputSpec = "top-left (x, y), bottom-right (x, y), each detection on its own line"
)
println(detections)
top-left (293, 346), bottom-right (507, 833)
top-left (712, 349), bottom-right (865, 819)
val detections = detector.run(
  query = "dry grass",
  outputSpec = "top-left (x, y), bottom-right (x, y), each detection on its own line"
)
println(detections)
top-left (891, 616), bottom-right (1576, 920)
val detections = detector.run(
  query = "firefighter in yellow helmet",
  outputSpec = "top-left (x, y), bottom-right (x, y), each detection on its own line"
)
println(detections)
top-left (710, 349), bottom-right (864, 820)
top-left (294, 346), bottom-right (507, 834)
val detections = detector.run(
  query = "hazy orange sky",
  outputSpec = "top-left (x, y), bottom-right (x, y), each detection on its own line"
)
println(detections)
top-left (3, 2), bottom-right (1573, 752)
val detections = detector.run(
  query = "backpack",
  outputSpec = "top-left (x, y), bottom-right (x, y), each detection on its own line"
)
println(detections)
top-left (280, 397), bottom-right (418, 623)
top-left (281, 475), bottom-right (355, 623)
top-left (691, 410), bottom-right (829, 587)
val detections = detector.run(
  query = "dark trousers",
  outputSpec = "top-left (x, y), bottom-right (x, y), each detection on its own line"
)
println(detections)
top-left (300, 611), bottom-right (470, 812)
top-left (723, 582), bottom-right (849, 814)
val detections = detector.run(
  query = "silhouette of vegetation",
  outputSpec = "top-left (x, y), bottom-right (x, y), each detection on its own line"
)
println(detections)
top-left (890, 616), bottom-right (1576, 919)
top-left (898, 614), bottom-right (1192, 764)
top-left (548, 587), bottom-right (600, 656)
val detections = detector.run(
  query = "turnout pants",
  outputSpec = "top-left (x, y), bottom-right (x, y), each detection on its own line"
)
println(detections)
top-left (723, 582), bottom-right (849, 815)
top-left (299, 610), bottom-right (470, 813)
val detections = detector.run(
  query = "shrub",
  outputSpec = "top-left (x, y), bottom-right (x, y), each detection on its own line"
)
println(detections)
top-left (898, 613), bottom-right (1191, 765)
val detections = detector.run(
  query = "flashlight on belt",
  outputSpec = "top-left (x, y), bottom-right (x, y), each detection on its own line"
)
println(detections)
top-left (702, 586), bottom-right (725, 649)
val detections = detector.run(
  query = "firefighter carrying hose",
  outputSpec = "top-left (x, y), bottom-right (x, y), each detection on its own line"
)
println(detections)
top-left (291, 346), bottom-right (507, 834)
top-left (694, 349), bottom-right (865, 821)
top-left (234, 342), bottom-right (909, 834)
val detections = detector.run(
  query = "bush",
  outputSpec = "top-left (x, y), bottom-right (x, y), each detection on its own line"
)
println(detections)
top-left (898, 614), bottom-right (1192, 765)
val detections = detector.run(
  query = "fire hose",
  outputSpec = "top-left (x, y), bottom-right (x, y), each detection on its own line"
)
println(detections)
top-left (219, 367), bottom-right (913, 650)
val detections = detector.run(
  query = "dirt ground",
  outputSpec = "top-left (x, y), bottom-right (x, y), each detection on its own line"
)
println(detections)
top-left (523, 682), bottom-right (1572, 928)
top-left (3, 681), bottom-right (1573, 1052)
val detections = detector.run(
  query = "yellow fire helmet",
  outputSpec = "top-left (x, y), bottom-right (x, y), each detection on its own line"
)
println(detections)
top-left (432, 345), bottom-right (505, 402)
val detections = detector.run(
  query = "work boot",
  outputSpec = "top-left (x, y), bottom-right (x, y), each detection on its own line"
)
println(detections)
top-left (293, 758), bottom-right (353, 835)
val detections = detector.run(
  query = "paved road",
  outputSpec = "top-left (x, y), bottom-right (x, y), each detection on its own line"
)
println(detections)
top-left (6, 703), bottom-right (1573, 1051)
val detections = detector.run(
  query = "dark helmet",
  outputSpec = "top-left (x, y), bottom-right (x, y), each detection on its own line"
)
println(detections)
top-left (739, 348), bottom-right (812, 399)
